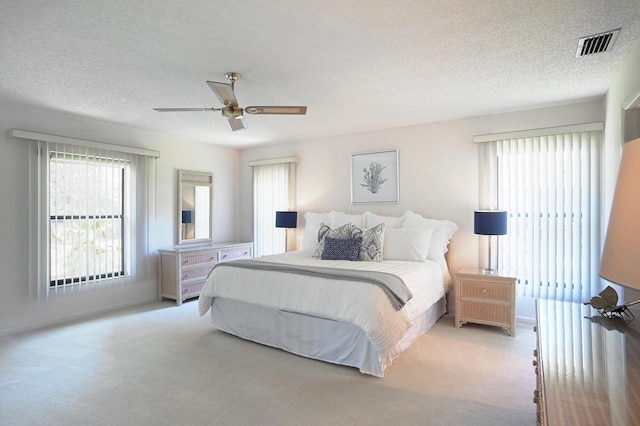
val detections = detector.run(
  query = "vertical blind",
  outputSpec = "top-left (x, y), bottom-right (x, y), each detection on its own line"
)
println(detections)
top-left (48, 144), bottom-right (127, 287)
top-left (251, 160), bottom-right (296, 257)
top-left (23, 132), bottom-right (158, 298)
top-left (478, 128), bottom-right (601, 302)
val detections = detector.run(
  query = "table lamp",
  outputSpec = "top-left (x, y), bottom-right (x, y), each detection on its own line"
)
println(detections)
top-left (474, 210), bottom-right (507, 273)
top-left (275, 211), bottom-right (298, 252)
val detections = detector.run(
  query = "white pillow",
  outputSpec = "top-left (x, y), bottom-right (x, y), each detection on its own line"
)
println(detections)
top-left (401, 210), bottom-right (458, 261)
top-left (301, 224), bottom-right (321, 253)
top-left (383, 227), bottom-right (433, 261)
top-left (304, 211), bottom-right (331, 227)
top-left (363, 211), bottom-right (402, 229)
top-left (330, 211), bottom-right (365, 228)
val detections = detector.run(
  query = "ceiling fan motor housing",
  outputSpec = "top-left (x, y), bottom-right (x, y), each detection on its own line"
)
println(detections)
top-left (221, 106), bottom-right (244, 119)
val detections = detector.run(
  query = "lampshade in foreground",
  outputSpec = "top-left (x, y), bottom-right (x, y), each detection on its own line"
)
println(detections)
top-left (275, 211), bottom-right (298, 229)
top-left (599, 137), bottom-right (640, 291)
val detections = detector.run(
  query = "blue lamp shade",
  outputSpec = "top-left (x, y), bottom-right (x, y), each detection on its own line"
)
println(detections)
top-left (275, 211), bottom-right (298, 229)
top-left (181, 210), bottom-right (192, 224)
top-left (474, 210), bottom-right (507, 236)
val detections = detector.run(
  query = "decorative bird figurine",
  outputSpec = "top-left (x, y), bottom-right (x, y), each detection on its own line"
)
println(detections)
top-left (584, 286), bottom-right (640, 320)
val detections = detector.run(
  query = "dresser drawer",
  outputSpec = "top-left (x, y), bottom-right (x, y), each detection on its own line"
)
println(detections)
top-left (180, 266), bottom-right (213, 283)
top-left (182, 280), bottom-right (206, 299)
top-left (459, 280), bottom-right (511, 302)
top-left (218, 246), bottom-right (252, 262)
top-left (459, 300), bottom-right (511, 323)
top-left (181, 251), bottom-right (217, 267)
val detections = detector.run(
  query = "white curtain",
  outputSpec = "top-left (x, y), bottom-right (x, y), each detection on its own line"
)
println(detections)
top-left (251, 160), bottom-right (296, 257)
top-left (478, 128), bottom-right (601, 302)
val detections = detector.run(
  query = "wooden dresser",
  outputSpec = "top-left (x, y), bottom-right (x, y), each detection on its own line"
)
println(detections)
top-left (159, 242), bottom-right (253, 305)
top-left (455, 268), bottom-right (517, 336)
top-left (534, 299), bottom-right (640, 425)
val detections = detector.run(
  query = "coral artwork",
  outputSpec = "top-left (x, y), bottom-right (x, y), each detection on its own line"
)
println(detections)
top-left (361, 161), bottom-right (387, 194)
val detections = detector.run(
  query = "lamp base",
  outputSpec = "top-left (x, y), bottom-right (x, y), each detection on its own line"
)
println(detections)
top-left (482, 268), bottom-right (499, 275)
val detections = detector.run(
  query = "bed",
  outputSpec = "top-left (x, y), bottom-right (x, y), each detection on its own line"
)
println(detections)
top-left (198, 210), bottom-right (457, 377)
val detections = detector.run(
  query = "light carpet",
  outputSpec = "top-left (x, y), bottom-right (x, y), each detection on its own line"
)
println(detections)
top-left (0, 301), bottom-right (537, 425)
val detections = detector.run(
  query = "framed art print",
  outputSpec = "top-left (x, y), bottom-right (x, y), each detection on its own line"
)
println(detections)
top-left (350, 149), bottom-right (399, 203)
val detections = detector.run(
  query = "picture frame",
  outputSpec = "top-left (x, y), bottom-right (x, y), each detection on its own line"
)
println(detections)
top-left (350, 149), bottom-right (399, 203)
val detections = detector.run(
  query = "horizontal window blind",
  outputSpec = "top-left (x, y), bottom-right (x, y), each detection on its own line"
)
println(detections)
top-left (479, 129), bottom-right (601, 302)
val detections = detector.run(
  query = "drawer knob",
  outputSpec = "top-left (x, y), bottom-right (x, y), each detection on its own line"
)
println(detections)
top-left (183, 259), bottom-right (189, 265)
top-left (533, 326), bottom-right (537, 332)
top-left (182, 274), bottom-right (189, 279)
top-left (533, 349), bottom-right (538, 357)
top-left (532, 359), bottom-right (538, 367)
top-left (482, 288), bottom-right (487, 293)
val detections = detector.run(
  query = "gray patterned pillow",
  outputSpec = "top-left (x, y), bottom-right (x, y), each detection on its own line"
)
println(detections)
top-left (354, 223), bottom-right (385, 262)
top-left (321, 236), bottom-right (362, 261)
top-left (313, 223), bottom-right (356, 257)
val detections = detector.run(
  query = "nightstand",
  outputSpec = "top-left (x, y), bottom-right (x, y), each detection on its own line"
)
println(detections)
top-left (455, 267), bottom-right (517, 336)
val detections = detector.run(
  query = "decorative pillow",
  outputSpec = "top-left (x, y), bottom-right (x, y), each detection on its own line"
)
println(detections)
top-left (352, 223), bottom-right (385, 261)
top-left (401, 210), bottom-right (458, 262)
top-left (383, 227), bottom-right (433, 261)
top-left (321, 236), bottom-right (362, 261)
top-left (330, 211), bottom-right (365, 229)
top-left (313, 223), bottom-right (356, 257)
top-left (363, 211), bottom-right (402, 229)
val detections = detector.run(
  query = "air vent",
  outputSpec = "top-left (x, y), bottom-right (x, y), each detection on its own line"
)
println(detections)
top-left (576, 28), bottom-right (620, 58)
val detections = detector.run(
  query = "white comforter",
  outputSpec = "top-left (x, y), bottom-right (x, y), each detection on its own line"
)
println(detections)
top-left (198, 251), bottom-right (451, 358)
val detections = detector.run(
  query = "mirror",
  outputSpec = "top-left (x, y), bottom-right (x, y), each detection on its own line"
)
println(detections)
top-left (178, 170), bottom-right (213, 245)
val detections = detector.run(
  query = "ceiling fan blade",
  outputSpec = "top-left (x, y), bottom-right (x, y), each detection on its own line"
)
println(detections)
top-left (244, 106), bottom-right (307, 115)
top-left (227, 116), bottom-right (248, 131)
top-left (207, 81), bottom-right (238, 107)
top-left (153, 108), bottom-right (218, 112)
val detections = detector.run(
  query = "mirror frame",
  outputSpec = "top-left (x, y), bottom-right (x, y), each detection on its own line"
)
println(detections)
top-left (178, 170), bottom-right (213, 245)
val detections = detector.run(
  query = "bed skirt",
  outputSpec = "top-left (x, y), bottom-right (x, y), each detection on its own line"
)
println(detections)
top-left (209, 296), bottom-right (447, 377)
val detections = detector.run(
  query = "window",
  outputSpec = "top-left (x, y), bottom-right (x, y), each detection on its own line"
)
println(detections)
top-left (49, 148), bottom-right (126, 287)
top-left (250, 158), bottom-right (296, 257)
top-left (17, 129), bottom-right (158, 298)
top-left (478, 125), bottom-right (602, 302)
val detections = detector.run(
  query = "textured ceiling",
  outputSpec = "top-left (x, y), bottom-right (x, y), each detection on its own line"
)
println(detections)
top-left (1, 1), bottom-right (639, 148)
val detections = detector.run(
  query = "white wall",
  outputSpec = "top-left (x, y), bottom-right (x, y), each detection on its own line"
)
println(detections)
top-left (0, 101), bottom-right (240, 335)
top-left (239, 99), bottom-right (604, 320)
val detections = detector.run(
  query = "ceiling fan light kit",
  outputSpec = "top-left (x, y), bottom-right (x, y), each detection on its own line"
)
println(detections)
top-left (153, 72), bottom-right (307, 131)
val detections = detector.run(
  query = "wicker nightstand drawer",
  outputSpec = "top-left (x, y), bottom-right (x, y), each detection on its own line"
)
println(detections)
top-left (459, 280), bottom-right (511, 302)
top-left (458, 300), bottom-right (511, 323)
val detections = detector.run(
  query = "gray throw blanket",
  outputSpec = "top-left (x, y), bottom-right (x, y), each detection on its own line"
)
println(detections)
top-left (212, 259), bottom-right (413, 310)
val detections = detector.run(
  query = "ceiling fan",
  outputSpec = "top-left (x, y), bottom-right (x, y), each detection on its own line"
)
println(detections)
top-left (153, 72), bottom-right (307, 131)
